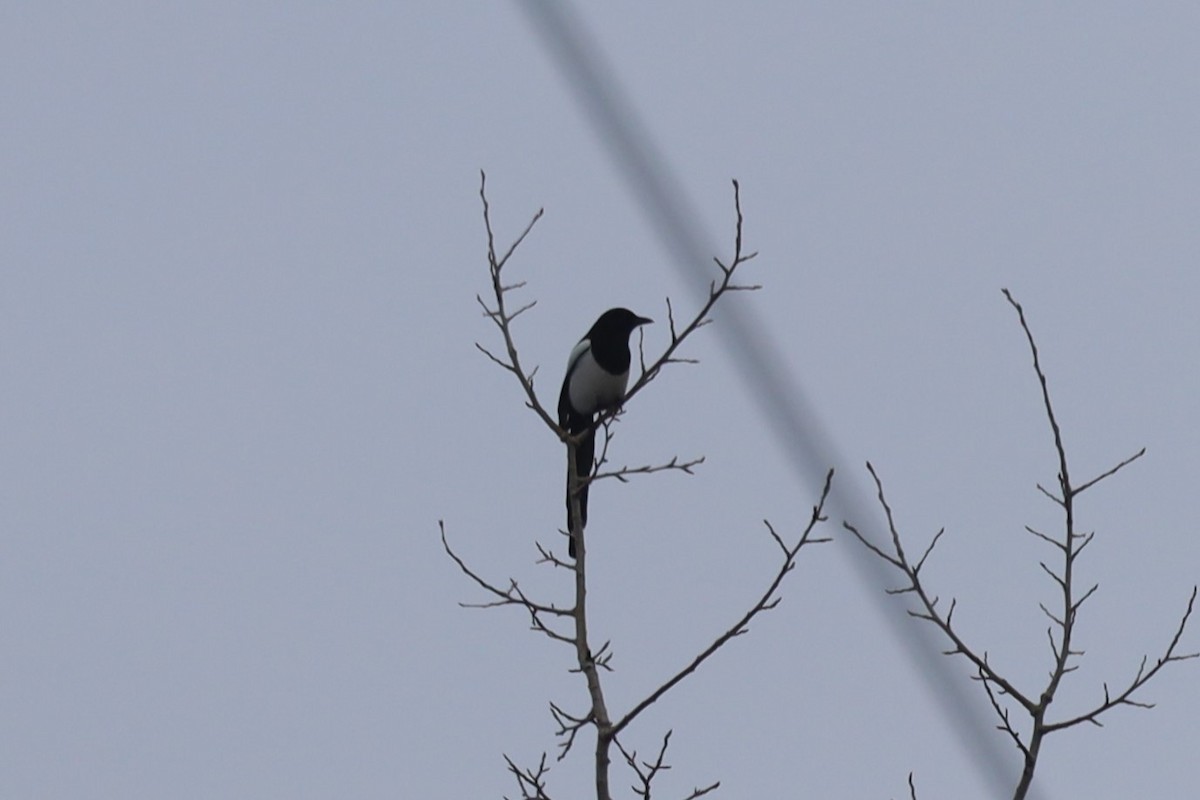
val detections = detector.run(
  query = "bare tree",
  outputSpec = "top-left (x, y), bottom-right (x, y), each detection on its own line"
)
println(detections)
top-left (440, 173), bottom-right (832, 799)
top-left (845, 289), bottom-right (1198, 800)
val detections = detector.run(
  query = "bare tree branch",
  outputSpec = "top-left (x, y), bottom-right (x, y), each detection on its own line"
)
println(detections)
top-left (1072, 448), bottom-right (1146, 497)
top-left (549, 702), bottom-right (592, 760)
top-left (845, 290), bottom-right (1195, 800)
top-left (440, 522), bottom-right (575, 644)
top-left (611, 469), bottom-right (834, 739)
top-left (474, 172), bottom-right (558, 431)
top-left (843, 465), bottom-right (1035, 713)
top-left (1043, 586), bottom-right (1199, 733)
top-left (503, 752), bottom-right (554, 800)
top-left (613, 727), bottom-right (721, 800)
top-left (976, 663), bottom-right (1030, 758)
top-left (595, 455), bottom-right (707, 484)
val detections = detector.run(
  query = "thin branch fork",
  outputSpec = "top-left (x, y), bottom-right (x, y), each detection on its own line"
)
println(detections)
top-left (549, 702), bottom-right (592, 760)
top-left (612, 730), bottom-right (722, 800)
top-left (613, 731), bottom-right (671, 800)
top-left (503, 752), bottom-right (553, 800)
top-left (440, 522), bottom-right (574, 644)
top-left (1042, 585), bottom-right (1199, 733)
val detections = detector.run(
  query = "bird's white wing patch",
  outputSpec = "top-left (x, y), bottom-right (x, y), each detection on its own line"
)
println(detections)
top-left (565, 338), bottom-right (591, 374)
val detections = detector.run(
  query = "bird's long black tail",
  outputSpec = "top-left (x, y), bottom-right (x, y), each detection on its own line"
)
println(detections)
top-left (566, 427), bottom-right (594, 558)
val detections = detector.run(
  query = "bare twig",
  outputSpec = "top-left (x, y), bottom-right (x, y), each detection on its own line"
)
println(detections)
top-left (586, 419), bottom-right (705, 486)
top-left (549, 702), bottom-right (592, 760)
top-left (503, 752), bottom-right (553, 800)
top-left (1072, 448), bottom-right (1146, 497)
top-left (595, 455), bottom-right (707, 484)
top-left (614, 731), bottom-right (671, 800)
top-left (613, 728), bottom-right (721, 800)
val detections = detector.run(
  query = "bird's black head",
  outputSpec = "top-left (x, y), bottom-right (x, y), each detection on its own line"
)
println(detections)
top-left (589, 307), bottom-right (653, 340)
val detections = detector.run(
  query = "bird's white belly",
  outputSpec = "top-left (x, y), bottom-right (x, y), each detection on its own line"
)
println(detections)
top-left (568, 350), bottom-right (630, 416)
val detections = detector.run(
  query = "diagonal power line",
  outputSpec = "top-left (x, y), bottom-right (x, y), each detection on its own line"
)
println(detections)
top-left (514, 2), bottom-right (1041, 797)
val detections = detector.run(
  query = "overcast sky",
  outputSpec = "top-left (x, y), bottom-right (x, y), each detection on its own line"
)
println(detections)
top-left (4, 3), bottom-right (1198, 798)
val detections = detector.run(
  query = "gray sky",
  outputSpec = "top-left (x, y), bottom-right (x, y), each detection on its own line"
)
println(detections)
top-left (4, 3), bottom-right (1198, 798)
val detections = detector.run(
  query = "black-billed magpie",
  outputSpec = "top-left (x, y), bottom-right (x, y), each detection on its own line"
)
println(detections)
top-left (558, 308), bottom-right (653, 557)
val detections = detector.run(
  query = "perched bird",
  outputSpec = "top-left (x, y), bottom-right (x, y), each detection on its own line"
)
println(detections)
top-left (558, 307), bottom-right (653, 557)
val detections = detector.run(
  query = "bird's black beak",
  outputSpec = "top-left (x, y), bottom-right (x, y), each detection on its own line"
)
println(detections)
top-left (635, 316), bottom-right (653, 327)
